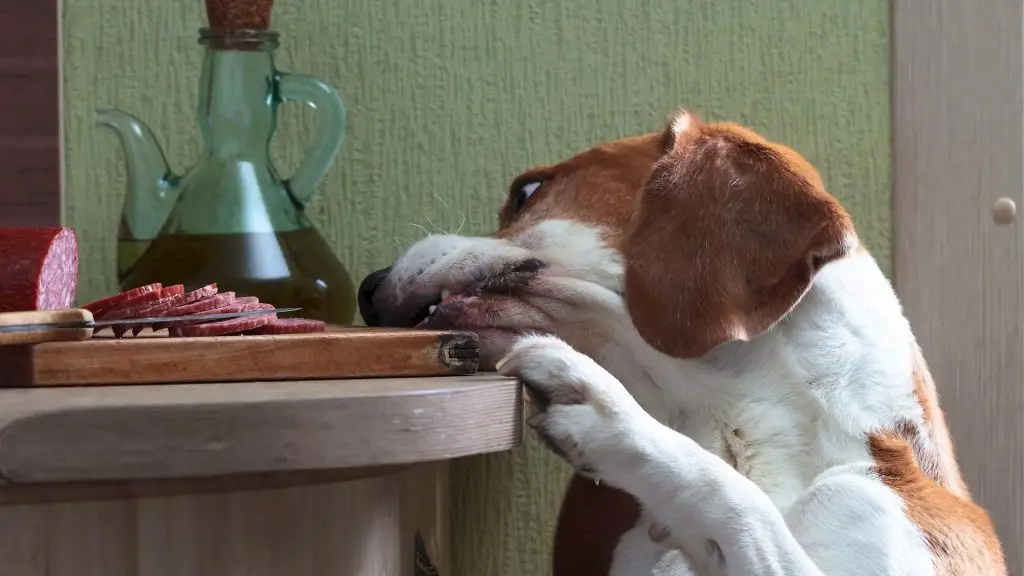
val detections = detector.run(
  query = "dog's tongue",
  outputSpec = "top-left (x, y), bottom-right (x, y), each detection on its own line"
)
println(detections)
top-left (414, 292), bottom-right (467, 328)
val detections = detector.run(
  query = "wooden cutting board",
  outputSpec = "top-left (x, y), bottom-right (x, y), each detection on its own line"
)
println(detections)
top-left (0, 327), bottom-right (480, 387)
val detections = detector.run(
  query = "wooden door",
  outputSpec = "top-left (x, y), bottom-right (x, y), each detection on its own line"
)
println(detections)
top-left (0, 1), bottom-right (60, 226)
top-left (894, 1), bottom-right (1024, 572)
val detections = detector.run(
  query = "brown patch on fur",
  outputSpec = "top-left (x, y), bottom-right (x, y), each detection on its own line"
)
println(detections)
top-left (497, 133), bottom-right (665, 249)
top-left (553, 475), bottom-right (639, 576)
top-left (623, 112), bottom-right (857, 359)
top-left (908, 345), bottom-right (969, 497)
top-left (870, 430), bottom-right (1006, 574)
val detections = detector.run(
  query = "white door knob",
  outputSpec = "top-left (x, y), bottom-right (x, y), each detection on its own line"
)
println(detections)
top-left (992, 197), bottom-right (1016, 225)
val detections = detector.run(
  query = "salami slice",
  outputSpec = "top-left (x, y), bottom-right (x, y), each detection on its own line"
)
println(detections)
top-left (247, 318), bottom-right (326, 335)
top-left (168, 284), bottom-right (220, 309)
top-left (129, 283), bottom-right (219, 336)
top-left (167, 300), bottom-right (250, 329)
top-left (0, 227), bottom-right (79, 312)
top-left (234, 296), bottom-right (260, 307)
top-left (172, 313), bottom-right (273, 338)
top-left (93, 289), bottom-right (165, 322)
top-left (161, 284), bottom-right (185, 297)
top-left (82, 283), bottom-right (161, 315)
top-left (148, 292), bottom-right (235, 332)
top-left (111, 295), bottom-right (184, 338)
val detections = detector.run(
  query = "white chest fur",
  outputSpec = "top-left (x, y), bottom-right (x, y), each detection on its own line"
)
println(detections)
top-left (594, 252), bottom-right (922, 513)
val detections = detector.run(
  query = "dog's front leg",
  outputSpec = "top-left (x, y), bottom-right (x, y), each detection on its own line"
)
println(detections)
top-left (498, 335), bottom-right (823, 576)
top-left (610, 515), bottom-right (698, 576)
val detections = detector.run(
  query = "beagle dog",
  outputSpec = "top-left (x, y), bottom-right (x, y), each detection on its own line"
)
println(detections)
top-left (358, 111), bottom-right (1006, 575)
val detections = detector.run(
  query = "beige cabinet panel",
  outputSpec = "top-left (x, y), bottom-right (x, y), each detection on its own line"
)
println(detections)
top-left (894, 0), bottom-right (1024, 572)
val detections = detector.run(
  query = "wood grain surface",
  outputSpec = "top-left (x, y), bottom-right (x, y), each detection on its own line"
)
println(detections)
top-left (0, 1), bottom-right (60, 226)
top-left (893, 0), bottom-right (1024, 572)
top-left (0, 375), bottom-right (522, 483)
top-left (0, 472), bottom-right (409, 576)
top-left (403, 462), bottom-right (451, 575)
top-left (0, 309), bottom-right (93, 346)
top-left (0, 326), bottom-right (480, 386)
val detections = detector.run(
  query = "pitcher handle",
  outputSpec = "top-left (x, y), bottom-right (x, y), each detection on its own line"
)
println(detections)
top-left (275, 72), bottom-right (347, 207)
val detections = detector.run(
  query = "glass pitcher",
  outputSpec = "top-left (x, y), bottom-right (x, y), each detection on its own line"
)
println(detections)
top-left (101, 27), bottom-right (355, 324)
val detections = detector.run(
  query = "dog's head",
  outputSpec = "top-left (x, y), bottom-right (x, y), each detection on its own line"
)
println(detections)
top-left (359, 110), bottom-right (857, 366)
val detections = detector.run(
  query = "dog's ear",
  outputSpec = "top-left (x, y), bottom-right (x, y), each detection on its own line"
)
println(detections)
top-left (624, 111), bottom-right (856, 359)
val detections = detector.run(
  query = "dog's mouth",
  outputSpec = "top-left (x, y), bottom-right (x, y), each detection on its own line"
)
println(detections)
top-left (408, 258), bottom-right (548, 330)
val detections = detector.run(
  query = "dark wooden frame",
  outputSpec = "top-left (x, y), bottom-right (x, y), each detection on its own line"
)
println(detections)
top-left (0, 1), bottom-right (60, 226)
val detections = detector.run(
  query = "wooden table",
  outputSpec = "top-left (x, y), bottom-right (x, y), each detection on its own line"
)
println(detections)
top-left (0, 375), bottom-right (523, 576)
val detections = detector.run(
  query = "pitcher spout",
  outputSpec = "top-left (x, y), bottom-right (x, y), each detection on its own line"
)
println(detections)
top-left (96, 108), bottom-right (180, 242)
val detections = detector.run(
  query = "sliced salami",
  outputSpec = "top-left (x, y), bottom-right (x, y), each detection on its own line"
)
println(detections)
top-left (82, 283), bottom-right (161, 315)
top-left (172, 313), bottom-right (273, 338)
top-left (93, 289), bottom-right (165, 322)
top-left (234, 296), bottom-right (260, 307)
top-left (129, 283), bottom-right (219, 336)
top-left (167, 300), bottom-right (249, 329)
top-left (111, 295), bottom-right (185, 338)
top-left (0, 227), bottom-right (79, 312)
top-left (184, 283), bottom-right (219, 303)
top-left (162, 292), bottom-right (236, 318)
top-left (247, 318), bottom-right (326, 335)
top-left (161, 284), bottom-right (185, 297)
top-left (149, 293), bottom-right (235, 332)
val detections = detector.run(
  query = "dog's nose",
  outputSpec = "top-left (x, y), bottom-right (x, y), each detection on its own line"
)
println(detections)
top-left (358, 266), bottom-right (392, 326)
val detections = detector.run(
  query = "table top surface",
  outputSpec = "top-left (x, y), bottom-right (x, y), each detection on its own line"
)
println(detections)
top-left (0, 375), bottom-right (523, 492)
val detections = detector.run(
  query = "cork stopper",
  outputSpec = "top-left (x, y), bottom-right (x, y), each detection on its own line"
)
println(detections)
top-left (204, 0), bottom-right (273, 29)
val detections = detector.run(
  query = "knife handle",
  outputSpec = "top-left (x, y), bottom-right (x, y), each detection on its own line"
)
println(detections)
top-left (0, 309), bottom-right (94, 346)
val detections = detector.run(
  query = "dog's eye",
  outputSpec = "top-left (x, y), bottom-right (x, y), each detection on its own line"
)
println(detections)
top-left (514, 180), bottom-right (543, 211)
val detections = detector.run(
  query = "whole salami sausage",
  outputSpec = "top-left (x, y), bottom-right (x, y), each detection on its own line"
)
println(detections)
top-left (0, 227), bottom-right (79, 312)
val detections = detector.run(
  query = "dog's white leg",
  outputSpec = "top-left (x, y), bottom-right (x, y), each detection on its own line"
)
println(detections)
top-left (610, 517), bottom-right (698, 576)
top-left (498, 335), bottom-right (824, 576)
top-left (783, 464), bottom-right (934, 576)
top-left (609, 521), bottom-right (668, 575)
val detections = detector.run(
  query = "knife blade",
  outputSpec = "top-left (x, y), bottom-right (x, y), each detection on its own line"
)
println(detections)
top-left (0, 307), bottom-right (301, 345)
top-left (0, 307), bottom-right (300, 333)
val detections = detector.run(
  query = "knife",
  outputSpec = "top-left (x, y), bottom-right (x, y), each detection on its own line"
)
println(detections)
top-left (0, 307), bottom-right (300, 346)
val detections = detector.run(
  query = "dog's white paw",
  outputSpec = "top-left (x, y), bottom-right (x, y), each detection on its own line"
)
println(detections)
top-left (497, 334), bottom-right (650, 483)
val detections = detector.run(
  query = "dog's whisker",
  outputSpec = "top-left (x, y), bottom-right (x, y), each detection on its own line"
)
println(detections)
top-left (432, 193), bottom-right (452, 212)
top-left (432, 193), bottom-right (467, 235)
top-left (391, 235), bottom-right (416, 256)
top-left (425, 214), bottom-right (449, 235)
top-left (403, 222), bottom-right (432, 238)
top-left (453, 210), bottom-right (467, 235)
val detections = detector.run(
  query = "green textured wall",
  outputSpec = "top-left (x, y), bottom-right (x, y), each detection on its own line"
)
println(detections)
top-left (63, 1), bottom-right (890, 574)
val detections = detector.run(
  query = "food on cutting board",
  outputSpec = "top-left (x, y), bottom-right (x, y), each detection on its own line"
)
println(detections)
top-left (247, 318), bottom-right (326, 335)
top-left (0, 227), bottom-right (79, 312)
top-left (80, 283), bottom-right (326, 338)
top-left (0, 227), bottom-right (324, 339)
